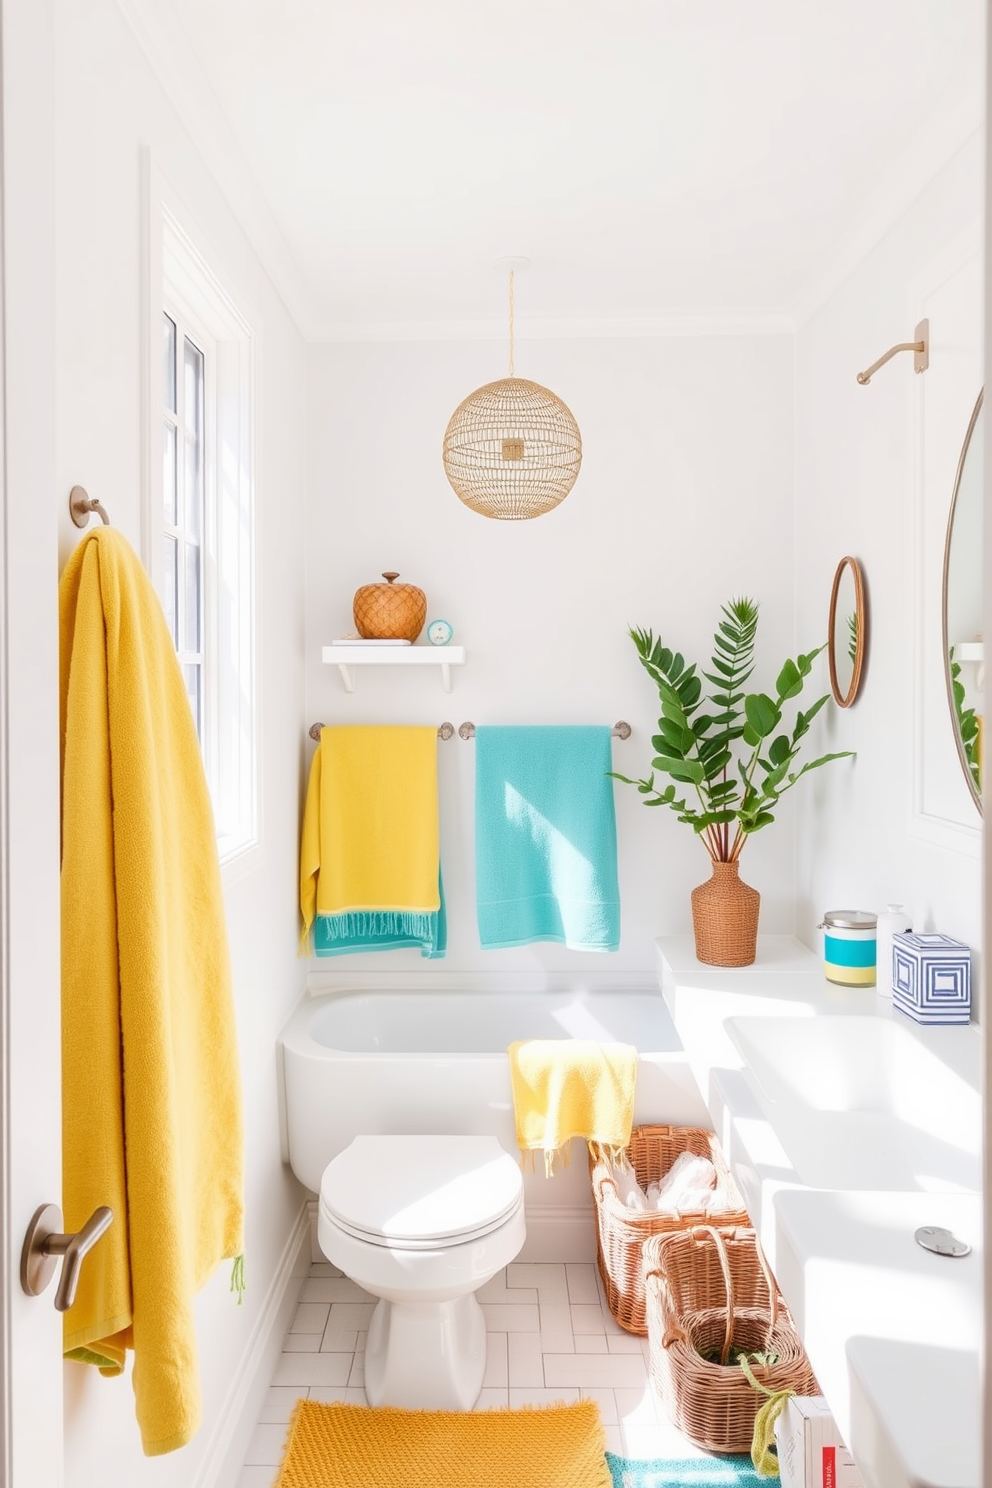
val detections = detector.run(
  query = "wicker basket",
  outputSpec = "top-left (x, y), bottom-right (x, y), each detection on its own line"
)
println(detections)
top-left (643, 1224), bottom-right (819, 1454)
top-left (589, 1125), bottom-right (750, 1334)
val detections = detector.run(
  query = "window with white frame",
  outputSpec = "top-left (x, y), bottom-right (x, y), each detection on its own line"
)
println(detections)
top-left (160, 213), bottom-right (257, 864)
top-left (162, 311), bottom-right (206, 735)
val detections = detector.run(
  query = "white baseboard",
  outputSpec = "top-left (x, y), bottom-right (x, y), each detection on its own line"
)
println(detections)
top-left (194, 1203), bottom-right (310, 1488)
top-left (518, 1206), bottom-right (597, 1263)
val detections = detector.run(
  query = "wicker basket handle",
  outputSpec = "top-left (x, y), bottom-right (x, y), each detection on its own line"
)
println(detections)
top-left (698, 1225), bottom-right (736, 1366)
top-left (641, 1248), bottom-right (683, 1349)
top-left (697, 1225), bottom-right (780, 1366)
top-left (590, 1146), bottom-right (640, 1208)
top-left (590, 1155), bottom-right (619, 1204)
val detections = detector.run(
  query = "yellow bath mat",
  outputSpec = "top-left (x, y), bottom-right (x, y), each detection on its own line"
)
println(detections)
top-left (274, 1398), bottom-right (611, 1488)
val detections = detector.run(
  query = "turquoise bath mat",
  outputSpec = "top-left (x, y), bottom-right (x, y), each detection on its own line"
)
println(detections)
top-left (605, 1452), bottom-right (770, 1487)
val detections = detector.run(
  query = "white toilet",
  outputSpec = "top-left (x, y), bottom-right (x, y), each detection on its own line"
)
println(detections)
top-left (317, 1134), bottom-right (526, 1410)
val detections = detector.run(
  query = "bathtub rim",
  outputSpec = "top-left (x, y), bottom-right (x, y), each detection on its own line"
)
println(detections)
top-left (304, 966), bottom-right (663, 999)
top-left (279, 977), bottom-right (680, 1063)
top-left (276, 980), bottom-right (712, 1210)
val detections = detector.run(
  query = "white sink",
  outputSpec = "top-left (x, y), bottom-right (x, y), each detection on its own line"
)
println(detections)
top-left (771, 1189), bottom-right (981, 1488)
top-left (657, 938), bottom-right (985, 1488)
top-left (724, 1015), bottom-right (981, 1192)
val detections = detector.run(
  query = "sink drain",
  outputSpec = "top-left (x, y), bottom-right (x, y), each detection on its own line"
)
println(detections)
top-left (915, 1225), bottom-right (971, 1258)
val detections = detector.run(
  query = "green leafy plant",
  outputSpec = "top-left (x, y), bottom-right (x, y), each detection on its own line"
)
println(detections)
top-left (949, 647), bottom-right (982, 795)
top-left (612, 597), bottom-right (854, 863)
top-left (700, 1342), bottom-right (780, 1368)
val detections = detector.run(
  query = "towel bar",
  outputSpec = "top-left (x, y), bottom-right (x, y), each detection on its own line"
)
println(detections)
top-left (309, 721), bottom-right (456, 742)
top-left (458, 721), bottom-right (631, 739)
top-left (308, 721), bottom-right (630, 743)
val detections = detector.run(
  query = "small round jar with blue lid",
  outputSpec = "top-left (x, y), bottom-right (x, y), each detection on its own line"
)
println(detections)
top-left (426, 618), bottom-right (453, 646)
top-left (819, 909), bottom-right (877, 986)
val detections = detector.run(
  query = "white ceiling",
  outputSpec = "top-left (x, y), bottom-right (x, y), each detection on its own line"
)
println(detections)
top-left (149, 0), bottom-right (984, 337)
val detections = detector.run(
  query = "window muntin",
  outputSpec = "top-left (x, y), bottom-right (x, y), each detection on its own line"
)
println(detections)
top-left (163, 313), bottom-right (205, 742)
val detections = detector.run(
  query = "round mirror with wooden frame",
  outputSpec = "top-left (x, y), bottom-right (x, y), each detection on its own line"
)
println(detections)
top-left (827, 556), bottom-right (866, 708)
top-left (942, 388), bottom-right (983, 814)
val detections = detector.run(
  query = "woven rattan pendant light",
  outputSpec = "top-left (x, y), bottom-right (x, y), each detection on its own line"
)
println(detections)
top-left (442, 264), bottom-right (582, 520)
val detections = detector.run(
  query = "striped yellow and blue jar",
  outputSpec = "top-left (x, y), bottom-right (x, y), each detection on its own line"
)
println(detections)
top-left (819, 910), bottom-right (878, 986)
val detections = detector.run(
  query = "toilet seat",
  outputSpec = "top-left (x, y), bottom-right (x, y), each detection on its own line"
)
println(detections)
top-left (323, 1203), bottom-right (521, 1250)
top-left (320, 1134), bottom-right (523, 1251)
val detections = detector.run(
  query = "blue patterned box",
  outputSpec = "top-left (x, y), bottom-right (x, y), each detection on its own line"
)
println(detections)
top-left (892, 932), bottom-right (971, 1024)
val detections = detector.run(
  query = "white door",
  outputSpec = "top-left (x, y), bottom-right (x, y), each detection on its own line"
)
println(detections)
top-left (1, 0), bottom-right (65, 1482)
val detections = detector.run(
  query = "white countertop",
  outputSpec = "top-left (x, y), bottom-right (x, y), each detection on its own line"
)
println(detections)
top-left (656, 935), bottom-right (983, 1488)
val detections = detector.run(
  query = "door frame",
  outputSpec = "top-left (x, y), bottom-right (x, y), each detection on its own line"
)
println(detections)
top-left (0, 0), bottom-right (64, 1482)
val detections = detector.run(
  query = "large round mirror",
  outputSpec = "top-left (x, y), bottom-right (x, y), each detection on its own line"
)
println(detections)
top-left (942, 389), bottom-right (983, 812)
top-left (828, 556), bottom-right (866, 707)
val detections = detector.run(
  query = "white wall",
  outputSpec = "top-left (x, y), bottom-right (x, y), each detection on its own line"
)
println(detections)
top-left (39, 5), bottom-right (985, 1477)
top-left (54, 2), bottom-right (309, 1482)
top-left (306, 333), bottom-right (798, 975)
top-left (794, 132), bottom-right (984, 995)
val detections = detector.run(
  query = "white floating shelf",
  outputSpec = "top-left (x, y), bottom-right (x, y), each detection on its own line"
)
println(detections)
top-left (322, 644), bottom-right (466, 693)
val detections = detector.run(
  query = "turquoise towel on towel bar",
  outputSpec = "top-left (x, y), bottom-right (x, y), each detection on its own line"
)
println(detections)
top-left (474, 726), bottom-right (621, 952)
top-left (314, 871), bottom-right (447, 959)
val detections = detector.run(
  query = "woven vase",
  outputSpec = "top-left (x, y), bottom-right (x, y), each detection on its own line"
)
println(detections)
top-left (352, 572), bottom-right (427, 642)
top-left (690, 861), bottom-right (759, 967)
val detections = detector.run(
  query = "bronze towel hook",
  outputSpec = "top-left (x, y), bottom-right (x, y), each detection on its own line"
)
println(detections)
top-left (69, 485), bottom-right (110, 528)
top-left (856, 320), bottom-right (929, 385)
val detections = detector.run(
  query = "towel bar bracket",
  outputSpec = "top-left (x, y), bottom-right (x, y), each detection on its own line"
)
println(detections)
top-left (21, 1201), bottom-right (114, 1311)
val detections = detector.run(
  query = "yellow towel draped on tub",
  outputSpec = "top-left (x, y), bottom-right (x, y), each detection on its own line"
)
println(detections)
top-left (507, 1040), bottom-right (637, 1174)
top-left (59, 527), bottom-right (244, 1456)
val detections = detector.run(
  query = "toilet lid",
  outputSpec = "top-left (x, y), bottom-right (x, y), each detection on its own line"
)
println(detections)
top-left (320, 1135), bottom-right (523, 1247)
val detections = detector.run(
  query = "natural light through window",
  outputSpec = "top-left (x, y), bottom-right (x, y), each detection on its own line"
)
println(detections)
top-left (161, 211), bottom-right (257, 864)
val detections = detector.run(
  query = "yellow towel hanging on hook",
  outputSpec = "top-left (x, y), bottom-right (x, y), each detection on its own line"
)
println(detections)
top-left (59, 527), bottom-right (244, 1456)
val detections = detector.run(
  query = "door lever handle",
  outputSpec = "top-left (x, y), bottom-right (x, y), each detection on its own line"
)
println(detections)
top-left (21, 1203), bottom-right (114, 1311)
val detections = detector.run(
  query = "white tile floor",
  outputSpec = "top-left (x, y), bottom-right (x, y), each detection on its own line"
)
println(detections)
top-left (236, 1257), bottom-right (708, 1487)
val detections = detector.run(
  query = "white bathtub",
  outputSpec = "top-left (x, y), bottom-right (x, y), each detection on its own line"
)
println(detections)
top-left (278, 986), bottom-right (711, 1261)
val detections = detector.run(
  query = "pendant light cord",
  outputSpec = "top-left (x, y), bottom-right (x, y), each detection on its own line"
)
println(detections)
top-left (508, 270), bottom-right (515, 378)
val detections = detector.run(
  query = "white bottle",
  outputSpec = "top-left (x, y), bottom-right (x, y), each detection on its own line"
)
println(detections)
top-left (875, 904), bottom-right (912, 997)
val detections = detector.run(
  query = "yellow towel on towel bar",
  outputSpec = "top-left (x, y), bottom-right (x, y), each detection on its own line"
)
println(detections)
top-left (507, 1039), bottom-right (637, 1175)
top-left (299, 725), bottom-right (440, 948)
top-left (59, 528), bottom-right (244, 1456)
